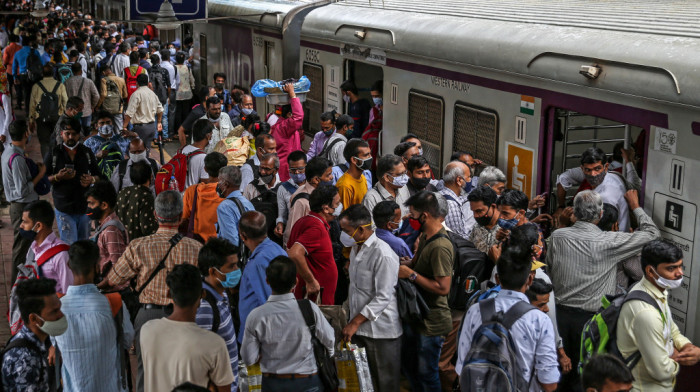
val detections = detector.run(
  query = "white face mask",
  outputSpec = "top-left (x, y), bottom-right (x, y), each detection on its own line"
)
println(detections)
top-left (652, 267), bottom-right (683, 290)
top-left (340, 231), bottom-right (356, 247)
top-left (343, 95), bottom-right (350, 104)
top-left (129, 151), bottom-right (148, 163)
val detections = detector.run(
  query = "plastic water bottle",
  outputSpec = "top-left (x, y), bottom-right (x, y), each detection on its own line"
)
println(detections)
top-left (168, 176), bottom-right (179, 191)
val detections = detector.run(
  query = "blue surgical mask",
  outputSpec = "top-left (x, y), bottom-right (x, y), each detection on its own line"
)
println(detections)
top-left (389, 173), bottom-right (409, 188)
top-left (62, 45), bottom-right (67, 51)
top-left (320, 179), bottom-right (334, 187)
top-left (497, 215), bottom-right (520, 231)
top-left (290, 172), bottom-right (306, 184)
top-left (373, 97), bottom-right (383, 107)
top-left (242, 108), bottom-right (253, 115)
top-left (217, 268), bottom-right (241, 288)
top-left (169, 48), bottom-right (176, 56)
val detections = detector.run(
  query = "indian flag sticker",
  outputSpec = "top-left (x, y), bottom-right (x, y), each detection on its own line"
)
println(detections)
top-left (520, 95), bottom-right (535, 115)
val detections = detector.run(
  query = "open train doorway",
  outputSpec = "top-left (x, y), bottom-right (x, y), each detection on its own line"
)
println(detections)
top-left (343, 60), bottom-right (383, 138)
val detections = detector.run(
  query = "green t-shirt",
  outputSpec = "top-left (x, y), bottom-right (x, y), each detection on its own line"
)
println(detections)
top-left (412, 228), bottom-right (454, 336)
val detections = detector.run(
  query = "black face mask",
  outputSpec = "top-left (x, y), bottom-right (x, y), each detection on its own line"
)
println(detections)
top-left (474, 206), bottom-right (493, 227)
top-left (86, 206), bottom-right (104, 221)
top-left (411, 177), bottom-right (431, 190)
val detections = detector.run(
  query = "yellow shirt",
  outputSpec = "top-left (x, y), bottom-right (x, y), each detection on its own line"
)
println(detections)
top-left (616, 278), bottom-right (691, 392)
top-left (336, 172), bottom-right (368, 212)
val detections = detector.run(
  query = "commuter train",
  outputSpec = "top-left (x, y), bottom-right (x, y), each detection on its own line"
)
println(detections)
top-left (189, 0), bottom-right (700, 340)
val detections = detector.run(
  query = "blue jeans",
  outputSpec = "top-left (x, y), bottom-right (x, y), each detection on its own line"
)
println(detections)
top-left (54, 209), bottom-right (91, 244)
top-left (261, 374), bottom-right (323, 392)
top-left (401, 323), bottom-right (445, 392)
top-left (162, 102), bottom-right (169, 138)
top-left (79, 115), bottom-right (92, 134)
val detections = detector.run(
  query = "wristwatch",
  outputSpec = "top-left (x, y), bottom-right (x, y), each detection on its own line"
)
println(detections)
top-left (409, 272), bottom-right (418, 282)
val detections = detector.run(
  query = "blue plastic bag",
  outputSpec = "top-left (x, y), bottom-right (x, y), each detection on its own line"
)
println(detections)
top-left (251, 76), bottom-right (310, 97)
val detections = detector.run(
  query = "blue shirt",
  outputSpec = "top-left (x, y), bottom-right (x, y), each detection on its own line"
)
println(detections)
top-left (54, 284), bottom-right (134, 392)
top-left (455, 289), bottom-right (560, 390)
top-left (216, 190), bottom-right (255, 246)
top-left (375, 228), bottom-right (413, 259)
top-left (238, 238), bottom-right (286, 344)
top-left (83, 134), bottom-right (130, 157)
top-left (196, 282), bottom-right (239, 392)
top-left (1, 326), bottom-right (49, 392)
top-left (331, 163), bottom-right (372, 189)
top-left (12, 47), bottom-right (37, 75)
top-left (40, 52), bottom-right (51, 65)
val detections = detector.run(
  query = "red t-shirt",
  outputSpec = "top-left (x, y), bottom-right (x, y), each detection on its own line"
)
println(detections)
top-left (287, 212), bottom-right (338, 305)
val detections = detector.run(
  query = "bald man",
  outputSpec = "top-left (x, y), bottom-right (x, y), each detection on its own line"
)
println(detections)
top-left (439, 161), bottom-right (476, 239)
top-left (110, 138), bottom-right (161, 193)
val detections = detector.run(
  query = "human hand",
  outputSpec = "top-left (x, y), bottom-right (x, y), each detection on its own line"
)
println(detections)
top-left (531, 213), bottom-right (553, 226)
top-left (57, 167), bottom-right (75, 181)
top-left (399, 256), bottom-right (412, 265)
top-left (675, 344), bottom-right (700, 366)
top-left (48, 345), bottom-right (56, 366)
top-left (79, 173), bottom-right (93, 187)
top-left (624, 189), bottom-right (640, 210)
top-left (282, 83), bottom-right (296, 98)
top-left (29, 122), bottom-right (36, 133)
top-left (274, 222), bottom-right (285, 237)
top-left (495, 227), bottom-right (510, 242)
top-left (558, 349), bottom-right (572, 374)
top-left (36, 162), bottom-right (46, 176)
top-left (620, 148), bottom-right (637, 165)
top-left (557, 207), bottom-right (575, 228)
top-left (157, 123), bottom-right (163, 132)
top-left (528, 194), bottom-right (546, 210)
top-left (398, 265), bottom-right (414, 279)
top-left (305, 278), bottom-right (320, 297)
top-left (341, 320), bottom-right (360, 343)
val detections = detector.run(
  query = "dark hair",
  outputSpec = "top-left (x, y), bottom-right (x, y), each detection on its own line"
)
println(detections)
top-left (580, 147), bottom-right (607, 166)
top-left (266, 256), bottom-right (297, 293)
top-left (197, 237), bottom-right (239, 277)
top-left (343, 138), bottom-right (370, 164)
top-left (239, 211), bottom-right (267, 240)
top-left (496, 245), bottom-right (532, 290)
top-left (130, 160), bottom-right (152, 186)
top-left (320, 111), bottom-right (336, 124)
top-left (612, 142), bottom-right (624, 163)
top-left (159, 48), bottom-right (171, 62)
top-left (166, 264), bottom-right (203, 308)
top-left (150, 53), bottom-right (160, 65)
top-left (118, 42), bottom-right (129, 53)
top-left (43, 63), bottom-right (54, 76)
top-left (280, 104), bottom-right (292, 118)
top-left (287, 150), bottom-right (307, 165)
top-left (69, 49), bottom-right (79, 59)
top-left (9, 119), bottom-right (27, 142)
top-left (507, 223), bottom-right (540, 253)
top-left (377, 154), bottom-right (402, 179)
top-left (59, 116), bottom-right (81, 135)
top-left (450, 151), bottom-right (470, 162)
top-left (405, 190), bottom-right (442, 218)
top-left (136, 73), bottom-right (148, 86)
top-left (128, 50), bottom-right (139, 64)
top-left (16, 278), bottom-right (57, 325)
top-left (496, 189), bottom-right (529, 212)
top-left (340, 80), bottom-right (358, 95)
top-left (94, 110), bottom-right (115, 125)
top-left (85, 180), bottom-right (118, 208)
top-left (24, 200), bottom-right (54, 227)
top-left (205, 95), bottom-right (221, 108)
top-left (68, 240), bottom-right (99, 276)
top-left (203, 152), bottom-right (228, 178)
top-left (175, 51), bottom-right (185, 64)
top-left (597, 203), bottom-right (619, 231)
top-left (581, 354), bottom-right (634, 390)
top-left (255, 133), bottom-right (274, 152)
top-left (525, 278), bottom-right (553, 303)
top-left (66, 96), bottom-right (85, 110)
top-left (394, 141), bottom-right (417, 158)
top-left (70, 61), bottom-right (82, 74)
top-left (370, 80), bottom-right (383, 94)
top-left (138, 47), bottom-right (148, 59)
top-left (467, 185), bottom-right (498, 206)
top-left (306, 156), bottom-right (331, 182)
top-left (242, 113), bottom-right (261, 130)
top-left (196, 86), bottom-right (212, 104)
top-left (406, 156), bottom-right (430, 172)
top-left (336, 114), bottom-right (354, 130)
top-left (213, 72), bottom-right (226, 81)
top-left (192, 119), bottom-right (214, 142)
top-left (400, 133), bottom-right (419, 143)
top-left (172, 382), bottom-right (210, 392)
top-left (338, 204), bottom-right (371, 228)
top-left (309, 184), bottom-right (338, 213)
top-left (373, 200), bottom-right (400, 229)
top-left (641, 240), bottom-right (683, 271)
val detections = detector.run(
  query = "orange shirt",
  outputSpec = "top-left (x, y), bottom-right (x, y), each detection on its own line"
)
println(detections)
top-left (182, 182), bottom-right (223, 242)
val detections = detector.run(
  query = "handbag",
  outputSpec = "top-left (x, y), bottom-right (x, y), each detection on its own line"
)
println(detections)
top-left (297, 299), bottom-right (339, 391)
top-left (310, 288), bottom-right (347, 344)
top-left (396, 278), bottom-right (431, 324)
top-left (335, 342), bottom-right (374, 392)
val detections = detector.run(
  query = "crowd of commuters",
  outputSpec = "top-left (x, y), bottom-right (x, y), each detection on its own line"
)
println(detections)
top-left (0, 2), bottom-right (697, 392)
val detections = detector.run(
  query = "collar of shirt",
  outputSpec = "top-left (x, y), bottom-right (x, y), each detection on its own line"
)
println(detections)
top-left (65, 283), bottom-right (100, 296)
top-left (268, 292), bottom-right (295, 302)
top-left (203, 280), bottom-right (225, 302)
top-left (31, 232), bottom-right (61, 255)
top-left (441, 186), bottom-right (468, 203)
top-left (375, 183), bottom-right (393, 200)
top-left (155, 226), bottom-right (179, 235)
top-left (497, 289), bottom-right (529, 303)
top-left (249, 238), bottom-right (275, 260)
top-left (16, 325), bottom-right (46, 354)
top-left (308, 211), bottom-right (330, 230)
top-left (98, 212), bottom-right (120, 228)
top-left (640, 277), bottom-right (667, 302)
top-left (9, 144), bottom-right (25, 155)
top-left (571, 220), bottom-right (602, 232)
top-left (225, 189), bottom-right (244, 200)
top-left (354, 231), bottom-right (378, 252)
top-left (285, 179), bottom-right (299, 189)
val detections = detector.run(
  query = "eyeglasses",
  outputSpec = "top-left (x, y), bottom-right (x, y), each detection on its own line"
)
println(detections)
top-left (289, 166), bottom-right (306, 173)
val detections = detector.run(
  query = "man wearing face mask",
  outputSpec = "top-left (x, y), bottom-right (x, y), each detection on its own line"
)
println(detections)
top-left (439, 161), bottom-right (476, 240)
top-left (616, 240), bottom-right (700, 392)
top-left (306, 110), bottom-right (337, 160)
top-left (238, 211), bottom-right (286, 345)
top-left (287, 184), bottom-right (340, 305)
top-left (467, 185), bottom-right (501, 257)
top-left (340, 79), bottom-right (370, 134)
top-left (556, 147), bottom-right (635, 233)
top-left (406, 156), bottom-right (437, 196)
top-left (339, 204), bottom-right (402, 392)
top-left (229, 93), bottom-right (256, 128)
top-left (212, 72), bottom-right (232, 112)
top-left (283, 156), bottom-right (333, 246)
top-left (365, 80), bottom-right (383, 140)
top-left (1, 278), bottom-right (66, 391)
top-left (336, 138), bottom-right (372, 210)
top-left (240, 133), bottom-right (278, 191)
top-left (275, 151), bottom-right (306, 238)
top-left (373, 200), bottom-right (413, 258)
top-left (546, 190), bottom-right (659, 392)
top-left (363, 154), bottom-right (410, 223)
top-left (123, 73), bottom-right (163, 150)
top-left (199, 95), bottom-right (233, 153)
top-left (196, 238), bottom-right (242, 392)
top-left (84, 112), bottom-right (129, 177)
top-left (111, 138), bottom-right (159, 193)
top-left (318, 114), bottom-right (352, 166)
top-left (85, 180), bottom-right (128, 281)
top-left (216, 166), bottom-right (255, 247)
top-left (243, 153), bottom-right (279, 200)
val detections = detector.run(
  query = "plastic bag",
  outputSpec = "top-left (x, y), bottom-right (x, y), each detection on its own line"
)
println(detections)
top-left (335, 343), bottom-right (374, 392)
top-left (238, 360), bottom-right (262, 392)
top-left (251, 76), bottom-right (310, 97)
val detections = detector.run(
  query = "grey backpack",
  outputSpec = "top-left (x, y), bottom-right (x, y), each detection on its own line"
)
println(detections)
top-left (460, 298), bottom-right (536, 392)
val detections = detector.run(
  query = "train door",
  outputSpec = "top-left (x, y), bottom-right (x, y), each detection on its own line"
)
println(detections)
top-left (263, 41), bottom-right (281, 115)
top-left (344, 60), bottom-right (383, 136)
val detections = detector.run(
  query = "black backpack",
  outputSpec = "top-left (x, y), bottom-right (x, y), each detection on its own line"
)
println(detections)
top-left (203, 289), bottom-right (222, 333)
top-left (246, 158), bottom-right (260, 182)
top-left (36, 82), bottom-right (60, 124)
top-left (150, 65), bottom-right (169, 105)
top-left (26, 49), bottom-right (42, 83)
top-left (251, 183), bottom-right (280, 244)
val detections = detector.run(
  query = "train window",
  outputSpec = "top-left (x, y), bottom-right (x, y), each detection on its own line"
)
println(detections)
top-left (199, 34), bottom-right (207, 86)
top-left (302, 62), bottom-right (324, 138)
top-left (408, 90), bottom-right (444, 176)
top-left (453, 103), bottom-right (499, 166)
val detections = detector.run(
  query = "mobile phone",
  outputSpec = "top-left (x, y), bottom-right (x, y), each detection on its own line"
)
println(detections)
top-left (65, 164), bottom-right (74, 171)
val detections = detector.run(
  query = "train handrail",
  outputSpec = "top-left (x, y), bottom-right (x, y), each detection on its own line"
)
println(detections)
top-left (527, 51), bottom-right (681, 95)
top-left (334, 24), bottom-right (396, 45)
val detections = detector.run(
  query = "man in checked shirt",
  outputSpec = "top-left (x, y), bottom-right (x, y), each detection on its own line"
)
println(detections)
top-left (99, 190), bottom-right (203, 392)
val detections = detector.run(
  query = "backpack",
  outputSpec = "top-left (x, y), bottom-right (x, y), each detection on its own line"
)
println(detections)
top-left (245, 157), bottom-right (260, 182)
top-left (280, 181), bottom-right (297, 195)
top-left (96, 141), bottom-right (124, 180)
top-left (54, 63), bottom-right (72, 84)
top-left (459, 298), bottom-right (536, 392)
top-left (0, 336), bottom-right (47, 391)
top-left (214, 136), bottom-right (250, 167)
top-left (8, 244), bottom-right (70, 335)
top-left (102, 77), bottom-right (122, 114)
top-left (251, 183), bottom-right (280, 243)
top-left (154, 148), bottom-right (205, 194)
top-left (290, 192), bottom-right (310, 209)
top-left (117, 158), bottom-right (159, 190)
top-left (96, 53), bottom-right (115, 83)
top-left (150, 65), bottom-right (168, 105)
top-left (203, 289), bottom-right (222, 333)
top-left (26, 49), bottom-right (42, 83)
top-left (579, 290), bottom-right (661, 373)
top-left (124, 65), bottom-right (144, 101)
top-left (320, 137), bottom-right (344, 163)
top-left (36, 81), bottom-right (60, 124)
top-left (8, 153), bottom-right (50, 195)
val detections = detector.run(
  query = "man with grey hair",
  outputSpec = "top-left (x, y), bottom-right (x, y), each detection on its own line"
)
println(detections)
top-left (439, 161), bottom-right (476, 239)
top-left (102, 189), bottom-right (204, 392)
top-left (363, 154), bottom-right (410, 221)
top-left (217, 166), bottom-right (255, 247)
top-left (477, 166), bottom-right (506, 195)
top-left (545, 189), bottom-right (659, 392)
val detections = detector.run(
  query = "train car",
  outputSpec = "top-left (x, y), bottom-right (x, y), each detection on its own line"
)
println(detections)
top-left (196, 0), bottom-right (700, 341)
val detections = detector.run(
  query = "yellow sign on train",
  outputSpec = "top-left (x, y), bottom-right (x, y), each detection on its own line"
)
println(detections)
top-left (505, 142), bottom-right (534, 198)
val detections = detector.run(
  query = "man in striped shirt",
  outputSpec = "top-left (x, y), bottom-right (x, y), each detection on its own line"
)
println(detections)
top-left (196, 238), bottom-right (240, 392)
top-left (546, 189), bottom-right (659, 392)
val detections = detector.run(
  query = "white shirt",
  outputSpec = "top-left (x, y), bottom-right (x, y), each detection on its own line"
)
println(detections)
top-left (240, 154), bottom-right (280, 192)
top-left (160, 61), bottom-right (179, 90)
top-left (181, 145), bottom-right (208, 189)
top-left (456, 290), bottom-right (560, 390)
top-left (348, 233), bottom-right (402, 339)
top-left (321, 133), bottom-right (347, 166)
top-left (198, 112), bottom-right (234, 154)
top-left (111, 53), bottom-right (130, 79)
top-left (276, 179), bottom-right (299, 224)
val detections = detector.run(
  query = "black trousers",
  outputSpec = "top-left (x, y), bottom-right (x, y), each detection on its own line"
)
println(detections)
top-left (19, 74), bottom-right (32, 112)
top-left (556, 304), bottom-right (595, 392)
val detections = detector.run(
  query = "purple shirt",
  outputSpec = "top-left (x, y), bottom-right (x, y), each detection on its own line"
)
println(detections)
top-left (31, 232), bottom-right (73, 293)
top-left (306, 131), bottom-right (334, 161)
